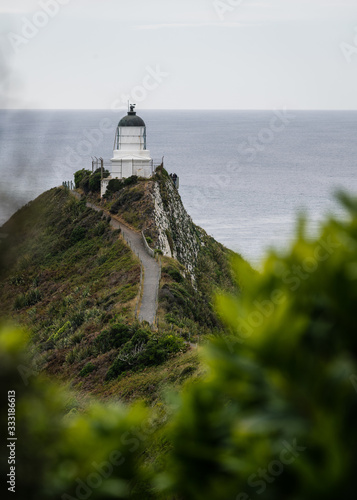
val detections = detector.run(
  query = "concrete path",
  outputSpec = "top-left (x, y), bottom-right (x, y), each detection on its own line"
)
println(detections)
top-left (71, 192), bottom-right (160, 325)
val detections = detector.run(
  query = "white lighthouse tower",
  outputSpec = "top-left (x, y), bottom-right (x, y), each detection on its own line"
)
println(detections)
top-left (101, 104), bottom-right (153, 196)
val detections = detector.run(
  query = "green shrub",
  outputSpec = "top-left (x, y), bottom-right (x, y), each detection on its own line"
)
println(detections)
top-left (74, 168), bottom-right (109, 194)
top-left (74, 169), bottom-right (91, 189)
top-left (9, 275), bottom-right (25, 286)
top-left (14, 289), bottom-right (42, 310)
top-left (105, 176), bottom-right (138, 198)
top-left (123, 175), bottom-right (138, 187)
top-left (70, 226), bottom-right (86, 244)
top-left (79, 362), bottom-right (96, 377)
top-left (164, 313), bottom-right (179, 325)
top-left (93, 221), bottom-right (107, 236)
top-left (109, 200), bottom-right (121, 215)
top-left (89, 171), bottom-right (102, 193)
top-left (13, 294), bottom-right (27, 310)
top-left (106, 330), bottom-right (186, 380)
top-left (69, 311), bottom-right (85, 329)
top-left (106, 178), bottom-right (124, 195)
top-left (65, 349), bottom-right (76, 364)
top-left (95, 322), bottom-right (134, 353)
top-left (166, 267), bottom-right (184, 283)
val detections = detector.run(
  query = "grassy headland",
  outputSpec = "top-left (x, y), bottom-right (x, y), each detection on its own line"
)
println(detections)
top-left (0, 170), bottom-right (249, 402)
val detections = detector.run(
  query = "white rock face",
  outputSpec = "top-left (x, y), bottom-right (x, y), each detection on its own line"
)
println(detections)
top-left (152, 177), bottom-right (202, 275)
top-left (152, 182), bottom-right (174, 259)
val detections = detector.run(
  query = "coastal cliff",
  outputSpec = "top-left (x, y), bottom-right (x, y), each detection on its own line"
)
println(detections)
top-left (151, 171), bottom-right (201, 274)
top-left (0, 168), bottom-right (247, 400)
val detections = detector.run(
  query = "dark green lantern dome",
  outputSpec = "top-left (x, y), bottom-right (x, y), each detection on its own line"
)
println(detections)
top-left (118, 104), bottom-right (146, 127)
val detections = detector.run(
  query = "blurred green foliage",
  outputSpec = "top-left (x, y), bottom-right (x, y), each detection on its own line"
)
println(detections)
top-left (161, 193), bottom-right (357, 500)
top-left (1, 194), bottom-right (357, 499)
top-left (0, 324), bottom-right (151, 500)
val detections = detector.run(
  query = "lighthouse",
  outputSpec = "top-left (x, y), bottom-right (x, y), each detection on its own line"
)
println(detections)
top-left (101, 104), bottom-right (153, 196)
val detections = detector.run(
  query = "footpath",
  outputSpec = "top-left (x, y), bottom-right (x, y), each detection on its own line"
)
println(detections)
top-left (71, 192), bottom-right (161, 325)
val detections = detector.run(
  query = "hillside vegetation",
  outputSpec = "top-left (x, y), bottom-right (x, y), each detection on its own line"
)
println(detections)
top-left (0, 171), bottom-right (244, 400)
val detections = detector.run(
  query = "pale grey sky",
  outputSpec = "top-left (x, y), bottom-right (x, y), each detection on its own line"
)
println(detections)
top-left (1, 0), bottom-right (357, 109)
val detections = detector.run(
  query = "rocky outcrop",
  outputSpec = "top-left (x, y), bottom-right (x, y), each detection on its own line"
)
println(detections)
top-left (152, 182), bottom-right (174, 258)
top-left (151, 172), bottom-right (202, 276)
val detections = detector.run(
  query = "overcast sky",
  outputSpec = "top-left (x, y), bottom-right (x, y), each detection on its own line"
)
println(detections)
top-left (1, 0), bottom-right (357, 109)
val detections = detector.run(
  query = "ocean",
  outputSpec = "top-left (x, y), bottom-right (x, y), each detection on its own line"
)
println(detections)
top-left (1, 110), bottom-right (356, 266)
